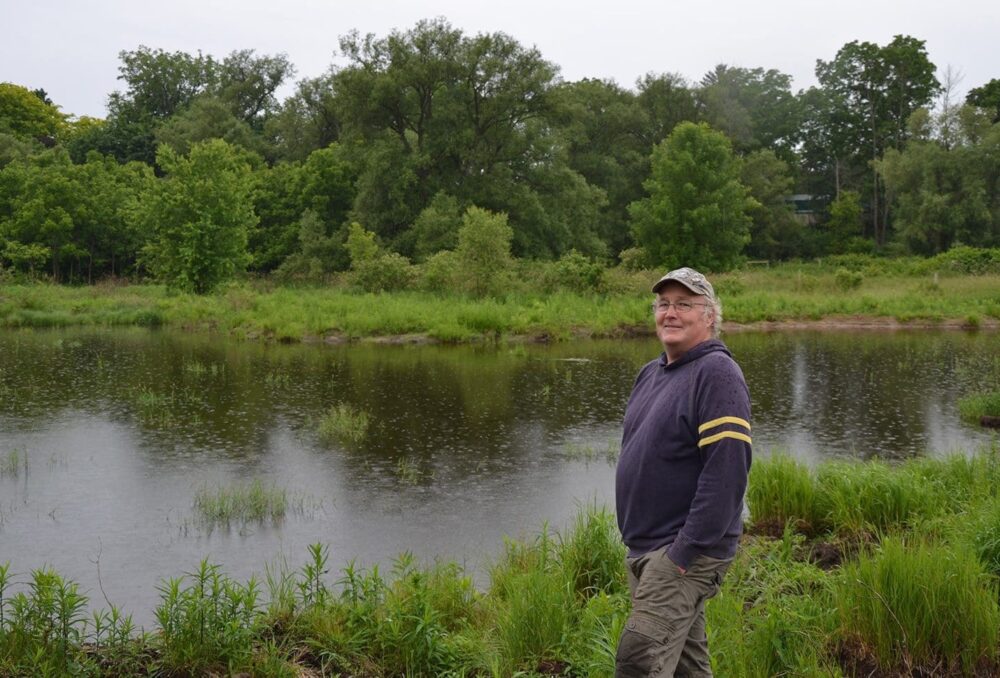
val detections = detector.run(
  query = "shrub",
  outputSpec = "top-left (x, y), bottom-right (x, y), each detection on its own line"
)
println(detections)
top-left (544, 250), bottom-right (605, 292)
top-left (922, 246), bottom-right (1000, 275)
top-left (454, 207), bottom-right (513, 297)
top-left (833, 267), bottom-right (863, 290)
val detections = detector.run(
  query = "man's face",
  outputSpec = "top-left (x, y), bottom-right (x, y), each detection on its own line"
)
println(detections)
top-left (654, 281), bottom-right (714, 361)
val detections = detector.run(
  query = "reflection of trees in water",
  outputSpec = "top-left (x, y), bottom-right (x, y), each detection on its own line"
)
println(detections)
top-left (1, 330), bottom-right (993, 475)
top-left (728, 331), bottom-right (998, 459)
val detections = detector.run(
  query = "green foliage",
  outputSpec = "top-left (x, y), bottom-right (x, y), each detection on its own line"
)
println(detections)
top-left (966, 78), bottom-right (1000, 123)
top-left (544, 249), bottom-right (606, 292)
top-left (154, 560), bottom-right (262, 673)
top-left (919, 245), bottom-right (1000, 275)
top-left (347, 222), bottom-right (417, 292)
top-left (454, 207), bottom-right (514, 297)
top-left (958, 391), bottom-right (1000, 422)
top-left (137, 139), bottom-right (256, 293)
top-left (833, 267), bottom-right (863, 290)
top-left (629, 121), bottom-right (756, 272)
top-left (412, 192), bottom-right (462, 262)
top-left (316, 403), bottom-right (370, 445)
top-left (193, 479), bottom-right (288, 526)
top-left (834, 537), bottom-right (1000, 673)
top-left (747, 453), bottom-right (819, 532)
top-left (740, 149), bottom-right (802, 260)
top-left (826, 190), bottom-right (863, 249)
top-left (0, 83), bottom-right (66, 141)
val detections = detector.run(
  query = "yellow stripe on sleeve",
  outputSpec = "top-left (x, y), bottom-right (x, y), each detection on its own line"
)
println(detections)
top-left (697, 416), bottom-right (751, 434)
top-left (698, 431), bottom-right (752, 448)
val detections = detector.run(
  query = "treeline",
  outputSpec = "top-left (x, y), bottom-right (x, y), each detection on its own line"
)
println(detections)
top-left (1, 19), bottom-right (999, 291)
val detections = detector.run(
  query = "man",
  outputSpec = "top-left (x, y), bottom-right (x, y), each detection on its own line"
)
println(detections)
top-left (615, 267), bottom-right (752, 677)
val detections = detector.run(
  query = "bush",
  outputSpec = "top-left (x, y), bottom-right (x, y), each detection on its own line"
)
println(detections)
top-left (833, 267), bottom-right (863, 290)
top-left (351, 252), bottom-right (416, 293)
top-left (544, 250), bottom-right (605, 293)
top-left (418, 250), bottom-right (460, 293)
top-left (920, 246), bottom-right (1000, 275)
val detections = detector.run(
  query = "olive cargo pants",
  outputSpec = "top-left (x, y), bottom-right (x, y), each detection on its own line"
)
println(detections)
top-left (615, 547), bottom-right (731, 677)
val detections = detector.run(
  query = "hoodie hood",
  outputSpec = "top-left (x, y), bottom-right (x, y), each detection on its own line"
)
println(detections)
top-left (658, 338), bottom-right (731, 370)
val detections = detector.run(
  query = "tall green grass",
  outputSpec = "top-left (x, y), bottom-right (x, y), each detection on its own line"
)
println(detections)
top-left (835, 537), bottom-right (1000, 673)
top-left (4, 454), bottom-right (1000, 676)
top-left (315, 403), bottom-right (370, 445)
top-left (958, 390), bottom-right (1000, 422)
top-left (2, 260), bottom-right (998, 343)
top-left (193, 479), bottom-right (288, 526)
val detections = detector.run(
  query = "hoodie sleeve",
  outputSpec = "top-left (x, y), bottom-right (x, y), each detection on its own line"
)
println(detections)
top-left (667, 355), bottom-right (752, 569)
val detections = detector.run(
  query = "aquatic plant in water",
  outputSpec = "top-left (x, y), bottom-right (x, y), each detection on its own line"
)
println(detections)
top-left (316, 403), bottom-right (370, 445)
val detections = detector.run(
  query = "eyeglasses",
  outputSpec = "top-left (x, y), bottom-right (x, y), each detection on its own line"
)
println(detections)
top-left (651, 300), bottom-right (708, 314)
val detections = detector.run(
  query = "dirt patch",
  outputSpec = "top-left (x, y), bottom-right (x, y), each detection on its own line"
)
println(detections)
top-left (834, 637), bottom-right (1000, 677)
top-left (807, 541), bottom-right (844, 570)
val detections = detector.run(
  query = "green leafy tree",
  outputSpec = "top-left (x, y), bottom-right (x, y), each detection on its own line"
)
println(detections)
top-left (264, 71), bottom-right (341, 162)
top-left (826, 190), bottom-right (865, 253)
top-left (740, 149), bottom-right (803, 260)
top-left (345, 221), bottom-right (414, 292)
top-left (697, 65), bottom-right (803, 160)
top-left (154, 96), bottom-right (263, 157)
top-left (137, 139), bottom-right (256, 293)
top-left (877, 129), bottom-right (998, 253)
top-left (808, 36), bottom-right (940, 244)
top-left (455, 206), bottom-right (514, 296)
top-left (629, 122), bottom-right (756, 271)
top-left (0, 149), bottom-right (151, 280)
top-left (966, 79), bottom-right (1000, 123)
top-left (550, 79), bottom-right (649, 255)
top-left (411, 191), bottom-right (462, 261)
top-left (0, 83), bottom-right (66, 141)
top-left (634, 72), bottom-right (700, 148)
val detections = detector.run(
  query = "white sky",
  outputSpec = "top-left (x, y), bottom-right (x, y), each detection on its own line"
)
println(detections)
top-left (2, 0), bottom-right (998, 119)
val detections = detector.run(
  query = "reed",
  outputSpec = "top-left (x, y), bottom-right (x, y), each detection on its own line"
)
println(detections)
top-left (0, 448), bottom-right (27, 477)
top-left (193, 479), bottom-right (288, 525)
top-left (958, 390), bottom-right (1000, 422)
top-left (315, 403), bottom-right (370, 445)
top-left (834, 536), bottom-right (1000, 673)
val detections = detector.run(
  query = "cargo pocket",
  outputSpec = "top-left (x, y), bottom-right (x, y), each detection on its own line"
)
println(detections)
top-left (615, 612), bottom-right (674, 677)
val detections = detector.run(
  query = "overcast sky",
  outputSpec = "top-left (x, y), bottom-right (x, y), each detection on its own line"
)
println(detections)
top-left (3, 0), bottom-right (997, 119)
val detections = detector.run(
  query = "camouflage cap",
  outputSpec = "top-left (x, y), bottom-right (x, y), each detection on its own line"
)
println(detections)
top-left (651, 267), bottom-right (716, 300)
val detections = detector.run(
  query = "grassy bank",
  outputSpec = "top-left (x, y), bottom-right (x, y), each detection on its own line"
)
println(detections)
top-left (0, 258), bottom-right (998, 343)
top-left (3, 447), bottom-right (1000, 676)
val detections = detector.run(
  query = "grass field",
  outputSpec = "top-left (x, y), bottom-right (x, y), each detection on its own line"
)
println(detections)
top-left (1, 259), bottom-right (998, 343)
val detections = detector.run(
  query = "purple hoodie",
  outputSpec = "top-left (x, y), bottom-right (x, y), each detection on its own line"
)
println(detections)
top-left (616, 339), bottom-right (752, 568)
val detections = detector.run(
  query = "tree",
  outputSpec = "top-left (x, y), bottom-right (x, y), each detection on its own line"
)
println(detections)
top-left (217, 49), bottom-right (295, 130)
top-left (629, 122), bottom-right (756, 271)
top-left (697, 65), bottom-right (803, 159)
top-left (634, 72), bottom-right (700, 148)
top-left (810, 36), bottom-right (940, 244)
top-left (455, 206), bottom-right (513, 296)
top-left (136, 140), bottom-right (256, 293)
top-left (154, 96), bottom-right (263, 157)
top-left (0, 83), bottom-right (66, 141)
top-left (0, 149), bottom-right (151, 281)
top-left (966, 79), bottom-right (1000, 123)
top-left (739, 150), bottom-right (802, 260)
top-left (333, 19), bottom-right (602, 259)
top-left (550, 79), bottom-right (648, 255)
top-left (877, 126), bottom-right (999, 254)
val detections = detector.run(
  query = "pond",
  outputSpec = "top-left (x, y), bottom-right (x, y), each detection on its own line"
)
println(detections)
top-left (1, 328), bottom-right (996, 625)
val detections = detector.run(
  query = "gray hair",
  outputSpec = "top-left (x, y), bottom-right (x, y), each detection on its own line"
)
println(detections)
top-left (705, 296), bottom-right (723, 338)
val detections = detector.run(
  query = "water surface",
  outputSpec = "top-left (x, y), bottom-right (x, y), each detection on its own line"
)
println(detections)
top-left (0, 328), bottom-right (995, 624)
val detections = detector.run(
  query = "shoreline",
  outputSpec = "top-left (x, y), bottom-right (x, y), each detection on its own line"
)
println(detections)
top-left (306, 315), bottom-right (999, 345)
